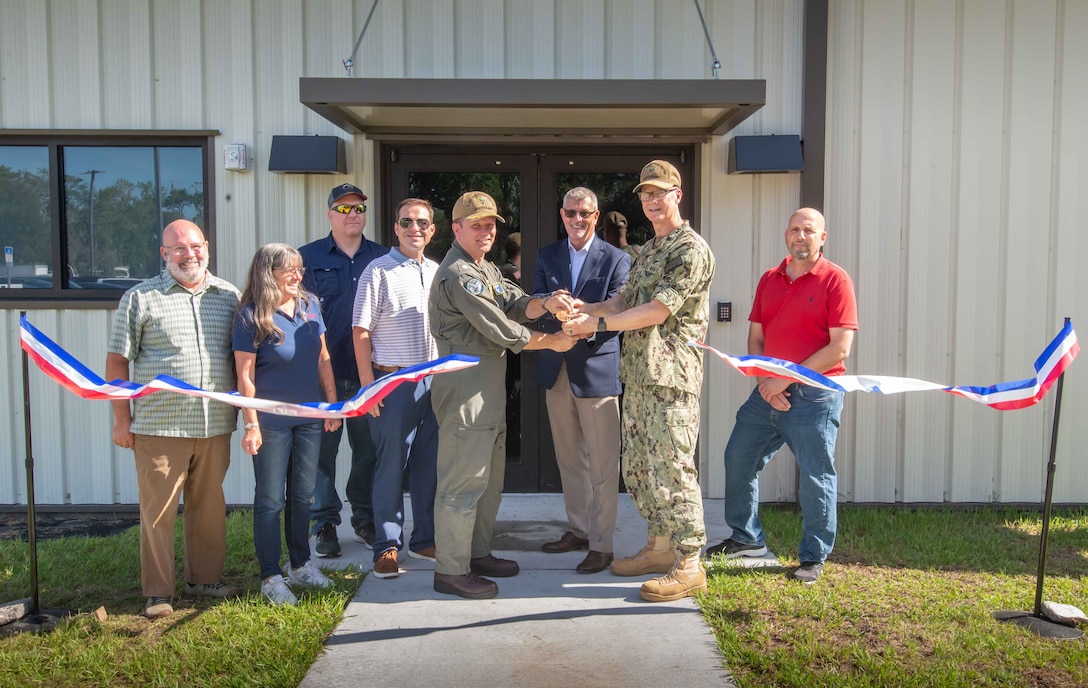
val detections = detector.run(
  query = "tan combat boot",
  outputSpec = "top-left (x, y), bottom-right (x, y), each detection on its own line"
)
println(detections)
top-left (610, 535), bottom-right (674, 576)
top-left (638, 553), bottom-right (707, 602)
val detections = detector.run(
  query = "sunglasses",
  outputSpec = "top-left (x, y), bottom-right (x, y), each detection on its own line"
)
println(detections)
top-left (163, 242), bottom-right (207, 256)
top-left (331, 204), bottom-right (367, 215)
top-left (637, 188), bottom-right (676, 202)
top-left (562, 209), bottom-right (597, 220)
top-left (275, 266), bottom-right (306, 277)
top-left (397, 217), bottom-right (433, 230)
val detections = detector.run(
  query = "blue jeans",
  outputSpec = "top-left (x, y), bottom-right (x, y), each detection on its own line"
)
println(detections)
top-left (310, 378), bottom-right (377, 534)
top-left (367, 372), bottom-right (438, 559)
top-left (723, 384), bottom-right (843, 564)
top-left (253, 422), bottom-right (322, 580)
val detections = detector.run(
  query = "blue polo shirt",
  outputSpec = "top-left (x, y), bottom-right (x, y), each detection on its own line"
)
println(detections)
top-left (299, 233), bottom-right (389, 384)
top-left (232, 298), bottom-right (326, 429)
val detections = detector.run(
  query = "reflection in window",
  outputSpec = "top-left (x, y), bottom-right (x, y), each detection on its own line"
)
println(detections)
top-left (63, 146), bottom-right (203, 289)
top-left (0, 146), bottom-right (51, 290)
top-left (407, 172), bottom-right (520, 263)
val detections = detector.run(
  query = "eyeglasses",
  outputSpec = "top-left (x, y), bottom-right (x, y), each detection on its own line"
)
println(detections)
top-left (562, 209), bottom-right (597, 220)
top-left (636, 188), bottom-right (677, 202)
top-left (275, 266), bottom-right (306, 277)
top-left (331, 204), bottom-right (367, 215)
top-left (163, 243), bottom-right (207, 256)
top-left (397, 217), bottom-right (432, 230)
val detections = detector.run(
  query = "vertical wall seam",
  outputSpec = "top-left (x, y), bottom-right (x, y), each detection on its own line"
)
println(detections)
top-left (994, 0), bottom-right (1015, 498)
top-left (895, 0), bottom-right (914, 502)
top-left (1045, 0), bottom-right (1065, 464)
top-left (946, 0), bottom-right (965, 501)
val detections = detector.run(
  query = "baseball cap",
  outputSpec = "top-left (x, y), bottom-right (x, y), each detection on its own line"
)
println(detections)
top-left (452, 191), bottom-right (506, 223)
top-left (328, 183), bottom-right (368, 208)
top-left (632, 160), bottom-right (682, 192)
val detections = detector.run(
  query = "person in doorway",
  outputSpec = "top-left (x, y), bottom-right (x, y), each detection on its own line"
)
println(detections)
top-left (499, 231), bottom-right (521, 284)
top-left (706, 207), bottom-right (857, 585)
top-left (234, 243), bottom-right (339, 605)
top-left (564, 160), bottom-right (715, 602)
top-left (107, 219), bottom-right (241, 619)
top-left (601, 210), bottom-right (641, 262)
top-left (532, 186), bottom-right (630, 574)
top-left (428, 191), bottom-right (578, 599)
top-left (300, 184), bottom-right (388, 558)
top-left (352, 198), bottom-right (441, 580)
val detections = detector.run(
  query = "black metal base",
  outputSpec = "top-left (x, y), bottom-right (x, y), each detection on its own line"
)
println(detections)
top-left (994, 610), bottom-right (1084, 639)
top-left (0, 609), bottom-right (72, 636)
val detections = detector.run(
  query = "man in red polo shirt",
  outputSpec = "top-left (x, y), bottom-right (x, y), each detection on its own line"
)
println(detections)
top-left (706, 207), bottom-right (857, 585)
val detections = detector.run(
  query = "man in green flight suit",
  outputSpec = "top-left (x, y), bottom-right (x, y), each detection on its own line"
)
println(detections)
top-left (429, 191), bottom-right (578, 600)
top-left (565, 160), bottom-right (716, 602)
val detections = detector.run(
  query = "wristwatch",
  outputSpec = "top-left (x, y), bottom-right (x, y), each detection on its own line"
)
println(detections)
top-left (597, 317), bottom-right (607, 333)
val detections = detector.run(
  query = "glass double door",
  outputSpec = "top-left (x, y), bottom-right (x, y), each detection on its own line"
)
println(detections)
top-left (383, 144), bottom-right (693, 492)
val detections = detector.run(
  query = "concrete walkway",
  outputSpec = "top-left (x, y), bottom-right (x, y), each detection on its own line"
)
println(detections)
top-left (300, 495), bottom-right (779, 688)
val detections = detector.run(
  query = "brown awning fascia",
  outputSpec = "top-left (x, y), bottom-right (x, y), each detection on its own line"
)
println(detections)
top-left (300, 78), bottom-right (765, 137)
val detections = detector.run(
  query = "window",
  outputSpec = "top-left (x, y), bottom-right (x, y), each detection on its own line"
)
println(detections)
top-left (0, 132), bottom-right (215, 303)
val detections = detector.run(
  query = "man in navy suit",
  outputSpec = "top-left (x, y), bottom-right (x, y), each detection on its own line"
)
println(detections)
top-left (532, 187), bottom-right (631, 573)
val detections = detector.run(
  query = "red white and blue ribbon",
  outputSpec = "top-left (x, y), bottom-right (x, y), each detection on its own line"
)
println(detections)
top-left (19, 315), bottom-right (478, 419)
top-left (689, 320), bottom-right (1078, 411)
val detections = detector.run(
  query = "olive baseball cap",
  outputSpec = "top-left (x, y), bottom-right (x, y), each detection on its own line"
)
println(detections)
top-left (452, 191), bottom-right (506, 223)
top-left (328, 183), bottom-right (368, 208)
top-left (632, 160), bottom-right (682, 192)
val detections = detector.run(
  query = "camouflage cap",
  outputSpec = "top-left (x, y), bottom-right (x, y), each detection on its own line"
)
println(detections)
top-left (452, 191), bottom-right (506, 223)
top-left (632, 160), bottom-right (682, 192)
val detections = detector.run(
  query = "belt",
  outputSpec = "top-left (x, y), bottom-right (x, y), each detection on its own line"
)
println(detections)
top-left (372, 363), bottom-right (402, 374)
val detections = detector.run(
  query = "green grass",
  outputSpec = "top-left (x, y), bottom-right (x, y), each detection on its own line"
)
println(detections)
top-left (0, 511), bottom-right (361, 688)
top-left (701, 506), bottom-right (1088, 688)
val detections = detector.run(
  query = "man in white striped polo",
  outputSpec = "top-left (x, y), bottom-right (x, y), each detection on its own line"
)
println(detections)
top-left (351, 198), bottom-right (440, 579)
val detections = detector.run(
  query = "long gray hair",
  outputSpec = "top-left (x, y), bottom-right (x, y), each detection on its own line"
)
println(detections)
top-left (238, 243), bottom-right (314, 347)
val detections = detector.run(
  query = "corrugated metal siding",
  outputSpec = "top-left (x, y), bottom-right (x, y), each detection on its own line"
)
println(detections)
top-left (1, 0), bottom-right (1085, 507)
top-left (827, 0), bottom-right (1088, 505)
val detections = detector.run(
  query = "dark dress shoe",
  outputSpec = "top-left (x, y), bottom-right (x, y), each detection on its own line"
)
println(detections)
top-left (542, 531), bottom-right (589, 553)
top-left (576, 550), bottom-right (614, 574)
top-left (433, 572), bottom-right (498, 599)
top-left (469, 554), bottom-right (520, 578)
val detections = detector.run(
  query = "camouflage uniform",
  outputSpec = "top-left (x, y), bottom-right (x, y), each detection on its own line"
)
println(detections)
top-left (618, 221), bottom-right (715, 557)
top-left (428, 240), bottom-right (536, 576)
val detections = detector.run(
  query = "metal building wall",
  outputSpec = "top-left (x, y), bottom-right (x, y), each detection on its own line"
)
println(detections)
top-left (4, 0), bottom-right (1081, 508)
top-left (826, 0), bottom-right (1088, 504)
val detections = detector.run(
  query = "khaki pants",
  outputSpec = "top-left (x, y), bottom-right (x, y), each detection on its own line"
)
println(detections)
top-left (133, 434), bottom-right (231, 596)
top-left (546, 362), bottom-right (620, 553)
top-left (430, 354), bottom-right (507, 576)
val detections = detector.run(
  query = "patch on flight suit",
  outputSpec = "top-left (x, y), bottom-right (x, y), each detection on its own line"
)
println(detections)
top-left (492, 282), bottom-right (506, 296)
top-left (464, 277), bottom-right (485, 295)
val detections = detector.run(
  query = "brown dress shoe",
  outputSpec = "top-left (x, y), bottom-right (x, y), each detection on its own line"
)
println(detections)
top-left (542, 531), bottom-right (589, 553)
top-left (469, 554), bottom-right (520, 578)
top-left (433, 572), bottom-right (498, 599)
top-left (576, 550), bottom-right (614, 574)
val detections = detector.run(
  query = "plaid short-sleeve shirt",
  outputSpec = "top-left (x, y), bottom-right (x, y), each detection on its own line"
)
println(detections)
top-left (108, 271), bottom-right (241, 438)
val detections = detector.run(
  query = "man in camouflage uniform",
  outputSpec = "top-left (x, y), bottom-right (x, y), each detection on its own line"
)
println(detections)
top-left (428, 191), bottom-right (578, 600)
top-left (565, 160), bottom-right (715, 602)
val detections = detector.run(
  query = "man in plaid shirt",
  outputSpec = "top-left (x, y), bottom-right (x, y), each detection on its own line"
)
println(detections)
top-left (107, 219), bottom-right (241, 619)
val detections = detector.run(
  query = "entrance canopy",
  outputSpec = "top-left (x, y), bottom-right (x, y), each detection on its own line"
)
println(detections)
top-left (300, 78), bottom-right (765, 137)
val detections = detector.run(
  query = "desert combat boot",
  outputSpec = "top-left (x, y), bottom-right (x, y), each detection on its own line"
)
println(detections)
top-left (610, 535), bottom-right (674, 576)
top-left (638, 553), bottom-right (708, 602)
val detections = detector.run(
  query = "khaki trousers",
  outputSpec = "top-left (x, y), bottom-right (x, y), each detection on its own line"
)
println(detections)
top-left (430, 353), bottom-right (507, 576)
top-left (133, 434), bottom-right (231, 596)
top-left (545, 362), bottom-right (620, 553)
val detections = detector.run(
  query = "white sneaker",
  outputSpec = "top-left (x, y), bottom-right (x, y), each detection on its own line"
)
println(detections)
top-left (261, 574), bottom-right (298, 606)
top-left (288, 560), bottom-right (333, 589)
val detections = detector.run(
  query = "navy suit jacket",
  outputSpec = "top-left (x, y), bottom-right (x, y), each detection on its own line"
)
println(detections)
top-left (531, 236), bottom-right (631, 398)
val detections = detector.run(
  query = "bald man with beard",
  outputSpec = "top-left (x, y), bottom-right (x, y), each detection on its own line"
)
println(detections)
top-left (107, 219), bottom-right (242, 618)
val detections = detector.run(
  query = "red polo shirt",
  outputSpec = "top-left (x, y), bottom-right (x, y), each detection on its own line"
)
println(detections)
top-left (750, 254), bottom-right (858, 376)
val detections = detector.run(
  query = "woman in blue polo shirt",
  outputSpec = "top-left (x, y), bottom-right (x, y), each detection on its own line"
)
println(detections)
top-left (233, 243), bottom-right (342, 606)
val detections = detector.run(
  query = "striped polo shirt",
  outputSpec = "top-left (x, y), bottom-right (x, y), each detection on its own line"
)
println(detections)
top-left (352, 248), bottom-right (439, 367)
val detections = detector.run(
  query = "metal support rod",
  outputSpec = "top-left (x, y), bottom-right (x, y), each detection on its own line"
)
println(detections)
top-left (692, 0), bottom-right (722, 78)
top-left (19, 311), bottom-right (40, 615)
top-left (1032, 315), bottom-right (1070, 617)
top-left (343, 0), bottom-right (381, 77)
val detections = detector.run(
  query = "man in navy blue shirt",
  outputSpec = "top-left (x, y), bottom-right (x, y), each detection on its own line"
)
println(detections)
top-left (300, 183), bottom-right (389, 557)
